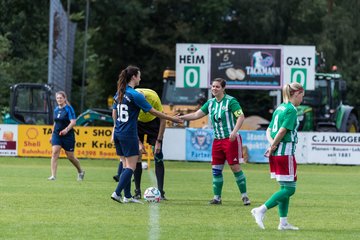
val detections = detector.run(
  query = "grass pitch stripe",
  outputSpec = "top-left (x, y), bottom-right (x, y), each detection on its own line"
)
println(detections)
top-left (147, 168), bottom-right (160, 240)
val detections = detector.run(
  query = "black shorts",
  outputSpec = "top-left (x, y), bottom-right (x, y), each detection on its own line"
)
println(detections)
top-left (138, 117), bottom-right (160, 146)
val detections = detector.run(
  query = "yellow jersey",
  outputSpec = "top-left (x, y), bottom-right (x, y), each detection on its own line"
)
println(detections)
top-left (136, 88), bottom-right (163, 123)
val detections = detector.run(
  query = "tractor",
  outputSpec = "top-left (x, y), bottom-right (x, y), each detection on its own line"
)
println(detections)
top-left (2, 83), bottom-right (113, 126)
top-left (297, 73), bottom-right (359, 132)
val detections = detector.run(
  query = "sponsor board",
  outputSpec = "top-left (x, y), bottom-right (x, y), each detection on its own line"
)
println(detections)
top-left (0, 124), bottom-right (18, 156)
top-left (17, 125), bottom-right (117, 159)
top-left (185, 128), bottom-right (213, 161)
top-left (302, 132), bottom-right (360, 165)
top-left (210, 45), bottom-right (282, 89)
top-left (241, 130), bottom-right (268, 163)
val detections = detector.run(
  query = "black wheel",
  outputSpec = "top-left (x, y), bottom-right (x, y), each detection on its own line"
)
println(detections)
top-left (346, 113), bottom-right (359, 132)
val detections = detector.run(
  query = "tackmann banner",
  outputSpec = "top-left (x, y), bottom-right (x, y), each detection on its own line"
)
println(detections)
top-left (210, 45), bottom-right (282, 89)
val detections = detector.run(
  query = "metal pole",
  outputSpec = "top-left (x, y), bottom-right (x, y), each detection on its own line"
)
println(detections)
top-left (80, 0), bottom-right (90, 113)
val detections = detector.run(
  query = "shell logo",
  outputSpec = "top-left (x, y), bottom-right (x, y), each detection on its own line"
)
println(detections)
top-left (26, 128), bottom-right (39, 140)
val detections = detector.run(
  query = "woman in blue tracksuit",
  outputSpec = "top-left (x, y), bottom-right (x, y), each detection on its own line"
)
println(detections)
top-left (48, 91), bottom-right (85, 181)
top-left (110, 65), bottom-right (182, 203)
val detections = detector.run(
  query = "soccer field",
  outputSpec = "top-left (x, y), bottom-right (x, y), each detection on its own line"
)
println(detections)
top-left (0, 157), bottom-right (359, 240)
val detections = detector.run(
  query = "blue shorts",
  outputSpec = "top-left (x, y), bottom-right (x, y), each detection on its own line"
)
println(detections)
top-left (51, 132), bottom-right (75, 152)
top-left (114, 134), bottom-right (139, 157)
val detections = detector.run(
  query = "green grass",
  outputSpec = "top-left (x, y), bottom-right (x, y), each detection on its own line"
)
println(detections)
top-left (0, 157), bottom-right (359, 240)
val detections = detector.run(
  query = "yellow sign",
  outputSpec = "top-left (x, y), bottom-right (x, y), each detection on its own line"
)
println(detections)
top-left (18, 125), bottom-right (117, 159)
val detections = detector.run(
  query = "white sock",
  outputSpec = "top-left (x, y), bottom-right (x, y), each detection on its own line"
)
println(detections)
top-left (241, 193), bottom-right (248, 198)
top-left (258, 204), bottom-right (268, 213)
top-left (214, 195), bottom-right (221, 200)
top-left (280, 217), bottom-right (288, 225)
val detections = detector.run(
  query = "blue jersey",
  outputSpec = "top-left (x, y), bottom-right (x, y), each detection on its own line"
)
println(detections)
top-left (53, 105), bottom-right (76, 134)
top-left (113, 86), bottom-right (152, 137)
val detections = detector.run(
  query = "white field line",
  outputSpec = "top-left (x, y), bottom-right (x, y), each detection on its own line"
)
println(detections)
top-left (147, 169), bottom-right (160, 240)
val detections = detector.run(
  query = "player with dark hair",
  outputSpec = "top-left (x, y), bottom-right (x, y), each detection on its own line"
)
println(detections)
top-left (110, 66), bottom-right (182, 203)
top-left (180, 78), bottom-right (251, 205)
top-left (113, 88), bottom-right (167, 200)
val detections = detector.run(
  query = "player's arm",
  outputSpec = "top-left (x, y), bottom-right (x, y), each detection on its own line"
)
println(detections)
top-left (180, 109), bottom-right (206, 121)
top-left (60, 119), bottom-right (76, 136)
top-left (111, 109), bottom-right (116, 142)
top-left (59, 106), bottom-right (77, 136)
top-left (228, 99), bottom-right (245, 141)
top-left (264, 127), bottom-right (287, 157)
top-left (271, 127), bottom-right (287, 147)
top-left (229, 112), bottom-right (245, 141)
top-left (154, 118), bottom-right (166, 153)
top-left (149, 108), bottom-right (183, 123)
top-left (50, 122), bottom-right (55, 143)
top-left (266, 127), bottom-right (274, 145)
top-left (157, 118), bottom-right (166, 142)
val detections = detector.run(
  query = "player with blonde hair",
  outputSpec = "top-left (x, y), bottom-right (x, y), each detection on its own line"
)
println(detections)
top-left (251, 82), bottom-right (304, 230)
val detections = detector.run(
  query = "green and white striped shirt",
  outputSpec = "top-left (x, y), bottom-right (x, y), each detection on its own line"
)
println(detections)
top-left (268, 102), bottom-right (299, 156)
top-left (201, 94), bottom-right (243, 139)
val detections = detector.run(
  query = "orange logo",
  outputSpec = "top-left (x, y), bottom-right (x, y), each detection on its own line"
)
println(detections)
top-left (3, 131), bottom-right (14, 141)
top-left (26, 128), bottom-right (39, 139)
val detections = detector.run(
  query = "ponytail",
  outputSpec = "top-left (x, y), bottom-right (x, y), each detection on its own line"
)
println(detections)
top-left (282, 82), bottom-right (304, 103)
top-left (117, 70), bottom-right (127, 103)
top-left (117, 65), bottom-right (140, 103)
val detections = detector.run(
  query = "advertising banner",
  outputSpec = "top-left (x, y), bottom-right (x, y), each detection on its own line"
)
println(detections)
top-left (0, 124), bottom-right (18, 156)
top-left (185, 128), bottom-right (213, 161)
top-left (4, 124), bottom-right (360, 165)
top-left (304, 132), bottom-right (360, 165)
top-left (17, 125), bottom-right (118, 159)
top-left (241, 130), bottom-right (269, 163)
top-left (176, 43), bottom-right (210, 88)
top-left (210, 45), bottom-right (282, 89)
top-left (185, 129), bottom-right (269, 163)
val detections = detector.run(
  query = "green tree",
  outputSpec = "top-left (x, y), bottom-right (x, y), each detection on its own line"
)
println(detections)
top-left (1, 0), bottom-right (360, 118)
top-left (0, 0), bottom-right (49, 107)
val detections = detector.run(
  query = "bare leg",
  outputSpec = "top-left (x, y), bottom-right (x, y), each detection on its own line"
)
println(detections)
top-left (50, 145), bottom-right (61, 177)
top-left (65, 151), bottom-right (82, 173)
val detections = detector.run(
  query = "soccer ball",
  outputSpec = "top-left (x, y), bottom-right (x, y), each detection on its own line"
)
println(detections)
top-left (141, 162), bottom-right (148, 169)
top-left (143, 187), bottom-right (161, 203)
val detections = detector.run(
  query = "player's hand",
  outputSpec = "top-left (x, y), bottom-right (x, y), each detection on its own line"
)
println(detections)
top-left (172, 115), bottom-right (184, 124)
top-left (139, 141), bottom-right (147, 154)
top-left (264, 148), bottom-right (270, 158)
top-left (264, 145), bottom-right (277, 158)
top-left (229, 132), bottom-right (237, 142)
top-left (154, 141), bottom-right (161, 154)
top-left (59, 128), bottom-right (68, 136)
